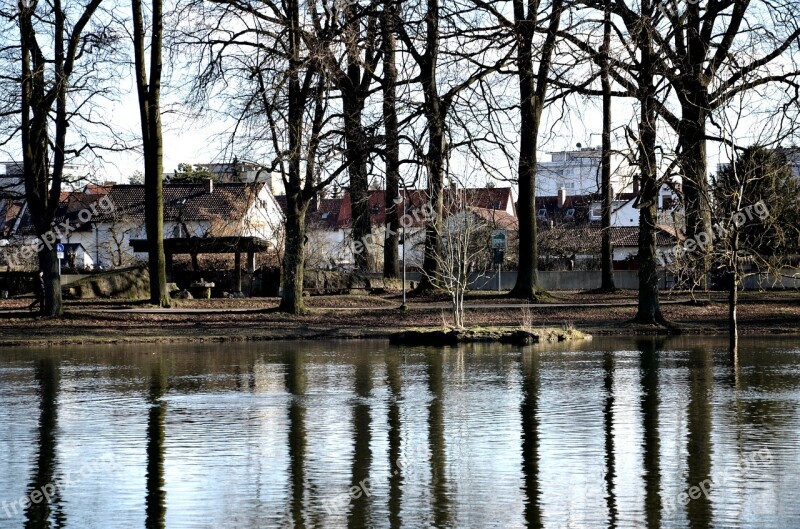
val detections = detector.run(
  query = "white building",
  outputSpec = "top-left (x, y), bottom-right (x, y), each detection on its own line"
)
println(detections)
top-left (295, 187), bottom-right (517, 270)
top-left (165, 162), bottom-right (286, 196)
top-left (588, 184), bottom-right (680, 227)
top-left (536, 147), bottom-right (636, 198)
top-left (4, 180), bottom-right (284, 270)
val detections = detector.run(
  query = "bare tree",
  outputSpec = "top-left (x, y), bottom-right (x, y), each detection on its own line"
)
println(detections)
top-left (316, 0), bottom-right (381, 273)
top-left (658, 0), bottom-right (800, 290)
top-left (1, 0), bottom-right (106, 316)
top-left (420, 186), bottom-right (489, 327)
top-left (395, 0), bottom-right (512, 292)
top-left (712, 146), bottom-right (800, 356)
top-left (510, 0), bottom-right (565, 300)
top-left (179, 0), bottom-right (350, 313)
top-left (599, 0), bottom-right (615, 291)
top-left (381, 0), bottom-right (401, 279)
top-left (132, 0), bottom-right (170, 306)
top-left (573, 0), bottom-right (669, 323)
top-left (628, 0), bottom-right (665, 324)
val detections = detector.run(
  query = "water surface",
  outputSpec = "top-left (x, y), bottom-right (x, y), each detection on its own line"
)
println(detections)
top-left (0, 336), bottom-right (799, 528)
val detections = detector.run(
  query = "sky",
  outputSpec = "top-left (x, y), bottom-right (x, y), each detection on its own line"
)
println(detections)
top-left (2, 0), bottom-right (795, 192)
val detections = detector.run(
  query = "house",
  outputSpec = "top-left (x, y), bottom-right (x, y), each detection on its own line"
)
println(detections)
top-left (537, 224), bottom-right (679, 269)
top-left (165, 161), bottom-right (286, 196)
top-left (62, 243), bottom-right (94, 270)
top-left (587, 184), bottom-right (680, 227)
top-left (536, 146), bottom-right (636, 197)
top-left (278, 186), bottom-right (517, 270)
top-left (532, 182), bottom-right (680, 230)
top-left (4, 180), bottom-right (284, 271)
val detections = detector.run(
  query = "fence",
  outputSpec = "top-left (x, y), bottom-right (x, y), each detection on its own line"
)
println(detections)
top-left (406, 269), bottom-right (800, 291)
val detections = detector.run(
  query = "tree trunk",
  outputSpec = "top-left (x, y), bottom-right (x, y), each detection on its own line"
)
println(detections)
top-left (415, 0), bottom-right (445, 292)
top-left (145, 163), bottom-right (169, 307)
top-left (509, 0), bottom-right (562, 299)
top-left (277, 0), bottom-right (318, 314)
top-left (678, 101), bottom-right (712, 290)
top-left (382, 0), bottom-right (400, 279)
top-left (340, 4), bottom-right (372, 273)
top-left (729, 235), bottom-right (739, 358)
top-left (133, 0), bottom-right (170, 307)
top-left (510, 24), bottom-right (541, 298)
top-left (636, 193), bottom-right (663, 323)
top-left (38, 246), bottom-right (62, 316)
top-left (633, 8), bottom-right (664, 324)
top-left (19, 0), bottom-right (82, 318)
top-left (279, 194), bottom-right (307, 313)
top-left (418, 121), bottom-right (445, 291)
top-left (600, 0), bottom-right (615, 291)
top-left (673, 1), bottom-right (723, 292)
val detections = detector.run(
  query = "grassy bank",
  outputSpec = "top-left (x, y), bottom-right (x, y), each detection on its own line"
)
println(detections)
top-left (0, 289), bottom-right (798, 348)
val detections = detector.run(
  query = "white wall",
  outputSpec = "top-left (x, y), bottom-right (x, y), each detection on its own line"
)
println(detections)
top-left (589, 184), bottom-right (677, 226)
top-left (241, 185), bottom-right (284, 245)
top-left (84, 186), bottom-right (285, 269)
top-left (536, 148), bottom-right (635, 197)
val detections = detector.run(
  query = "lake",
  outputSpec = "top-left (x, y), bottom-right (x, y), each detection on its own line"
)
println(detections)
top-left (0, 336), bottom-right (798, 528)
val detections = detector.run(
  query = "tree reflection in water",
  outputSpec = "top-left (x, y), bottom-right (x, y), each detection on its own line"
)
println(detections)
top-left (145, 361), bottom-right (167, 529)
top-left (25, 358), bottom-right (62, 529)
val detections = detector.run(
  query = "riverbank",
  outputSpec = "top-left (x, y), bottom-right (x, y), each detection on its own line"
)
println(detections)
top-left (0, 289), bottom-right (798, 347)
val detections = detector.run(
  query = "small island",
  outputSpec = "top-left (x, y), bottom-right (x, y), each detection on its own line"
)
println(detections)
top-left (389, 326), bottom-right (589, 346)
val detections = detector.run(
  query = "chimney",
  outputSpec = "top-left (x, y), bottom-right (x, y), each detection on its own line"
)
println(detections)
top-left (558, 187), bottom-right (567, 208)
top-left (205, 178), bottom-right (213, 194)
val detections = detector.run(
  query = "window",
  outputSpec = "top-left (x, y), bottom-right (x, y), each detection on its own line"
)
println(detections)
top-left (565, 208), bottom-right (575, 219)
top-left (537, 208), bottom-right (548, 219)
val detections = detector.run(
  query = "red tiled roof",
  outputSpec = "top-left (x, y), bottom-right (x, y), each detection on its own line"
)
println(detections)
top-left (1, 200), bottom-right (23, 237)
top-left (15, 182), bottom-right (267, 236)
top-left (83, 184), bottom-right (112, 195)
top-left (538, 225), bottom-right (677, 255)
top-left (468, 207), bottom-right (519, 229)
top-left (294, 187), bottom-right (516, 229)
top-left (95, 182), bottom-right (266, 223)
top-left (309, 197), bottom-right (345, 229)
top-left (18, 191), bottom-right (108, 235)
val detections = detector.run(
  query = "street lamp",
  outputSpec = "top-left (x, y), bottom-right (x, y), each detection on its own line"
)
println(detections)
top-left (395, 181), bottom-right (410, 308)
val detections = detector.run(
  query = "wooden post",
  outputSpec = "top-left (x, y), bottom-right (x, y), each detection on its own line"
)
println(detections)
top-left (235, 251), bottom-right (242, 292)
